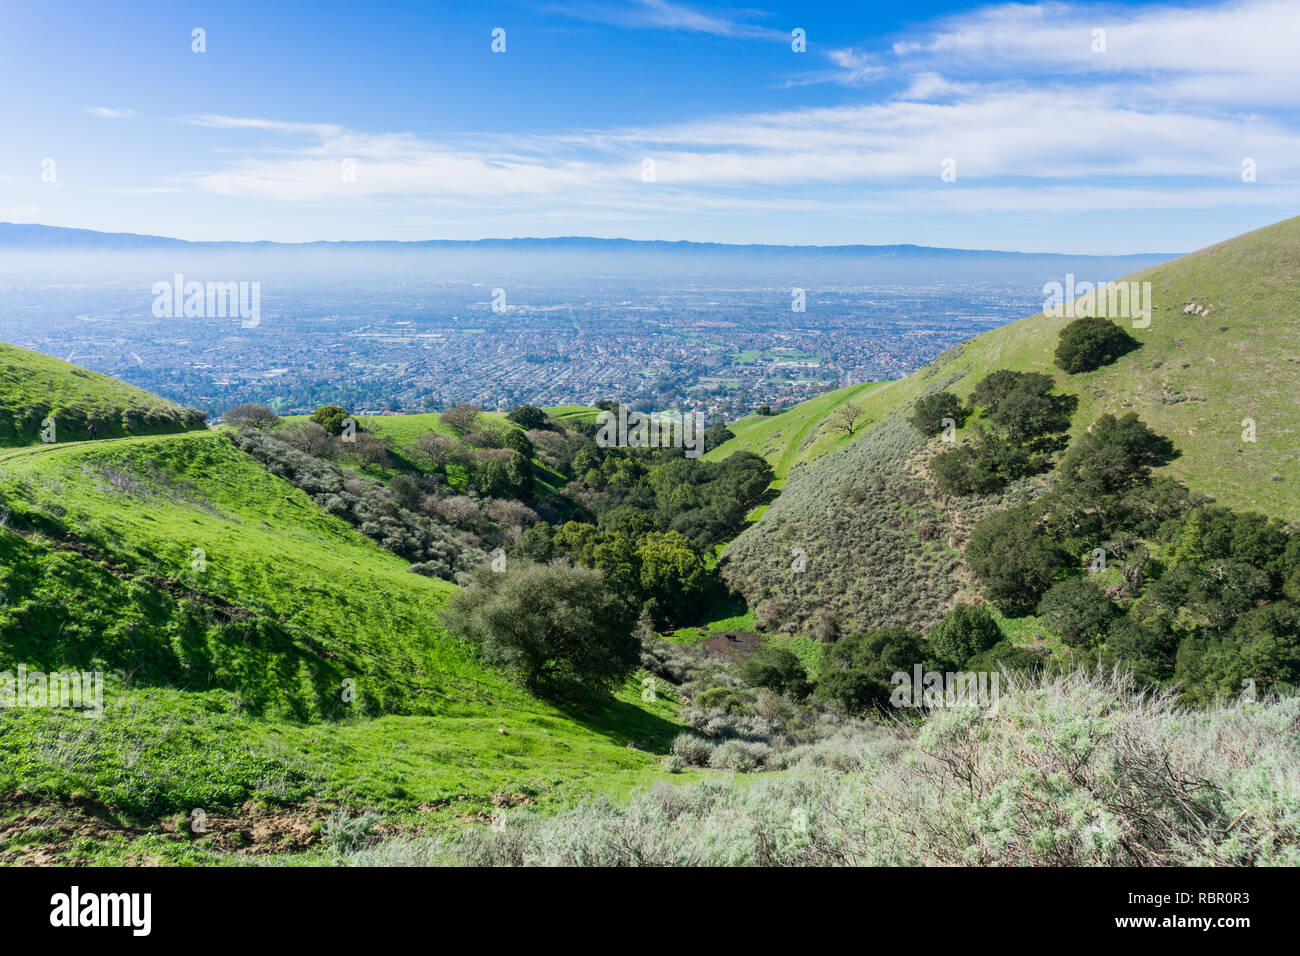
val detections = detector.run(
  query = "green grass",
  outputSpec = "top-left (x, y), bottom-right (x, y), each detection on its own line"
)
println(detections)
top-left (723, 216), bottom-right (1300, 519)
top-left (0, 428), bottom-right (693, 846)
top-left (765, 634), bottom-right (825, 678)
top-left (0, 342), bottom-right (200, 447)
top-left (706, 382), bottom-right (885, 488)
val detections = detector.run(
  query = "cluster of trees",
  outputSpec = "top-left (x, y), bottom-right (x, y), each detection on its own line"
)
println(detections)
top-left (813, 603), bottom-right (1037, 713)
top-left (964, 410), bottom-right (1299, 702)
top-left (966, 412), bottom-right (1181, 612)
top-left (422, 404), bottom-right (536, 499)
top-left (565, 445), bottom-right (772, 552)
top-left (515, 521), bottom-right (709, 626)
top-left (433, 405), bottom-right (773, 692)
top-left (914, 371), bottom-right (1078, 495)
top-left (225, 397), bottom-right (777, 698)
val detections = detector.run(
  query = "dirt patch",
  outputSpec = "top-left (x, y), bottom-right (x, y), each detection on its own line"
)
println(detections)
top-left (490, 791), bottom-right (536, 809)
top-left (0, 791), bottom-right (336, 863)
top-left (696, 631), bottom-right (764, 663)
top-left (156, 799), bottom-right (335, 854)
top-left (0, 787), bottom-right (549, 862)
top-left (0, 791), bottom-right (149, 865)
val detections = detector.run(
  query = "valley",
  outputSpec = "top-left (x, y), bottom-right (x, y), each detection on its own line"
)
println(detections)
top-left (1, 216), bottom-right (1297, 866)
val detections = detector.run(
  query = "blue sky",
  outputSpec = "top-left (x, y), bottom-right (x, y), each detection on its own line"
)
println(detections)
top-left (1, 0), bottom-right (1297, 252)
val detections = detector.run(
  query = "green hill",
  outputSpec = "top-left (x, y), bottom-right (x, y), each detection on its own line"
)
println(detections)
top-left (704, 382), bottom-right (885, 488)
top-left (2, 215), bottom-right (1296, 864)
top-left (718, 215), bottom-right (1300, 637)
top-left (0, 379), bottom-right (687, 860)
top-left (0, 342), bottom-right (204, 446)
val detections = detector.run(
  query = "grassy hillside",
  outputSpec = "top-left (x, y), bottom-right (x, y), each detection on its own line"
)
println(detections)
top-left (720, 215), bottom-right (1300, 637)
top-left (705, 382), bottom-right (885, 488)
top-left (0, 342), bottom-right (203, 446)
top-left (720, 216), bottom-right (1300, 520)
top-left (343, 405), bottom-right (597, 449)
top-left (0, 428), bottom-right (690, 860)
top-left (271, 406), bottom-right (590, 499)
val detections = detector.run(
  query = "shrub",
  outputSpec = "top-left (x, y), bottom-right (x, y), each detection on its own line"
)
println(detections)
top-left (815, 626), bottom-right (936, 714)
top-left (1057, 413), bottom-right (1179, 499)
top-left (1100, 617), bottom-right (1177, 684)
top-left (670, 733), bottom-right (715, 766)
top-left (740, 644), bottom-right (811, 698)
top-left (412, 432), bottom-right (466, 472)
top-left (499, 427), bottom-right (535, 460)
top-left (636, 531), bottom-right (708, 622)
top-left (225, 403), bottom-right (280, 430)
top-left (695, 685), bottom-right (748, 714)
top-left (929, 438), bottom-right (1011, 496)
top-left (346, 671), bottom-right (1300, 867)
top-left (439, 560), bottom-right (638, 693)
top-left (1037, 577), bottom-right (1120, 646)
top-left (389, 474), bottom-right (422, 512)
top-left (323, 810), bottom-right (381, 855)
top-left (473, 452), bottom-right (531, 500)
top-left (704, 422), bottom-right (735, 452)
top-left (310, 405), bottom-right (351, 436)
top-left (926, 603), bottom-right (1002, 667)
top-left (1054, 316), bottom-right (1140, 373)
top-left (967, 504), bottom-right (1071, 614)
top-left (440, 403), bottom-right (482, 435)
top-left (506, 404), bottom-right (549, 430)
top-left (276, 421), bottom-right (335, 458)
top-left (708, 739), bottom-right (773, 772)
top-left (909, 391), bottom-right (965, 437)
top-left (966, 640), bottom-right (1042, 674)
top-left (352, 434), bottom-right (391, 470)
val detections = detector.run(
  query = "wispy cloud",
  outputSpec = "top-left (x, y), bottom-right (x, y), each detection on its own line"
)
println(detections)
top-left (556, 0), bottom-right (786, 40)
top-left (86, 106), bottom-right (136, 119)
top-left (180, 114), bottom-right (340, 136)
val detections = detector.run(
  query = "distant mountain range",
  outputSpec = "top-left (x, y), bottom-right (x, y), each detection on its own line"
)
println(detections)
top-left (0, 222), bottom-right (1177, 274)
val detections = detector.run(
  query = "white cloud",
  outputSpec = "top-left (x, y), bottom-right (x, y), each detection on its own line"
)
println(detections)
top-left (555, 0), bottom-right (785, 40)
top-left (885, 0), bottom-right (1300, 102)
top-left (177, 89), bottom-right (1300, 208)
top-left (169, 0), bottom-right (1300, 231)
top-left (897, 73), bottom-right (970, 100)
top-left (86, 106), bottom-right (136, 119)
top-left (180, 114), bottom-right (340, 136)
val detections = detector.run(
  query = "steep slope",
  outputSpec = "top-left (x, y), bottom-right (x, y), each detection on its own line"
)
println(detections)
top-left (0, 342), bottom-right (203, 446)
top-left (719, 214), bottom-right (1300, 636)
top-left (0, 426), bottom-right (686, 828)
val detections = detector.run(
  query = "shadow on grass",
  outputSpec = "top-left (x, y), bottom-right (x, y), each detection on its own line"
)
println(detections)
top-left (546, 683), bottom-right (686, 755)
